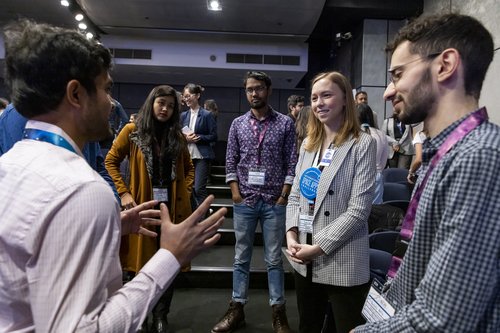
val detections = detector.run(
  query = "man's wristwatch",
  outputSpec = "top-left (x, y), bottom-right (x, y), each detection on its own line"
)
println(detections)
top-left (280, 192), bottom-right (289, 199)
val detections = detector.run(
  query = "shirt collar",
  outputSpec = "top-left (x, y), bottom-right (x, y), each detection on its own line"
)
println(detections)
top-left (25, 120), bottom-right (83, 157)
top-left (422, 107), bottom-right (486, 163)
top-left (247, 106), bottom-right (277, 121)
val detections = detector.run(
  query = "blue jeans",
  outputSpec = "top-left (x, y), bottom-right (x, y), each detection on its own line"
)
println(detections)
top-left (232, 198), bottom-right (286, 306)
top-left (192, 158), bottom-right (210, 207)
top-left (373, 172), bottom-right (383, 204)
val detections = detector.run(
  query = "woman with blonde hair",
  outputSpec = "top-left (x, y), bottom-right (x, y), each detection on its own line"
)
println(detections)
top-left (286, 71), bottom-right (376, 333)
top-left (105, 85), bottom-right (194, 333)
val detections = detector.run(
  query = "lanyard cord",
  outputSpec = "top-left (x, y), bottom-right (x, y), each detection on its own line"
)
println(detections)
top-left (387, 107), bottom-right (488, 279)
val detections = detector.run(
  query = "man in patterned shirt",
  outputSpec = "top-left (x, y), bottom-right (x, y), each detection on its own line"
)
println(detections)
top-left (353, 13), bottom-right (500, 332)
top-left (212, 71), bottom-right (297, 333)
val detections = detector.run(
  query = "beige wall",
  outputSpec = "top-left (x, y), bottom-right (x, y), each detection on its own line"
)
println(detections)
top-left (424, 0), bottom-right (500, 124)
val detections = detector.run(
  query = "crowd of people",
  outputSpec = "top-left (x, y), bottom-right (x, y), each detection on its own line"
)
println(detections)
top-left (0, 12), bottom-right (499, 333)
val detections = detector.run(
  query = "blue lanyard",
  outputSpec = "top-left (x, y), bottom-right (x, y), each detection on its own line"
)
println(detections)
top-left (23, 128), bottom-right (77, 154)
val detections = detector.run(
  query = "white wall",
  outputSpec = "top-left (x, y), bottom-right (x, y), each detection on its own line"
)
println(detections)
top-left (424, 0), bottom-right (500, 124)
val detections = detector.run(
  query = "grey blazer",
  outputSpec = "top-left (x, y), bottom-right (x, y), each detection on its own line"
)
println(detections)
top-left (286, 132), bottom-right (376, 286)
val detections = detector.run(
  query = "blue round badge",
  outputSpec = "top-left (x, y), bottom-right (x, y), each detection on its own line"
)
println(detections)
top-left (300, 167), bottom-right (321, 200)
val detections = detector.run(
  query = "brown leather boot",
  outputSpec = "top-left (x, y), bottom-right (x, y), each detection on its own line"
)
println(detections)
top-left (211, 301), bottom-right (245, 333)
top-left (272, 304), bottom-right (293, 333)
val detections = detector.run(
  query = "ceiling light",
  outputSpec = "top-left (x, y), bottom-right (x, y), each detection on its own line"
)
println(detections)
top-left (60, 0), bottom-right (69, 6)
top-left (78, 22), bottom-right (87, 30)
top-left (75, 13), bottom-right (84, 21)
top-left (207, 0), bottom-right (222, 11)
top-left (86, 32), bottom-right (94, 39)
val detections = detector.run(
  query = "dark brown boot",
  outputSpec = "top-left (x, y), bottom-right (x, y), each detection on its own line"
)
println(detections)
top-left (272, 304), bottom-right (293, 333)
top-left (211, 301), bottom-right (245, 333)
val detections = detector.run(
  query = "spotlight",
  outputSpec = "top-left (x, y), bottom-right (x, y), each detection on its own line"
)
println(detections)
top-left (78, 22), bottom-right (87, 30)
top-left (75, 13), bottom-right (84, 21)
top-left (207, 0), bottom-right (222, 11)
top-left (86, 32), bottom-right (94, 39)
top-left (60, 0), bottom-right (70, 6)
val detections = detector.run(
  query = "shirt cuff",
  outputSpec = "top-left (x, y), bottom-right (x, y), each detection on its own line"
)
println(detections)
top-left (284, 175), bottom-right (294, 185)
top-left (139, 249), bottom-right (180, 289)
top-left (226, 173), bottom-right (237, 183)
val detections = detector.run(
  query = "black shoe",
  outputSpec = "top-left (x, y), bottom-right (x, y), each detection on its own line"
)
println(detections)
top-left (272, 304), bottom-right (293, 333)
top-left (211, 301), bottom-right (245, 333)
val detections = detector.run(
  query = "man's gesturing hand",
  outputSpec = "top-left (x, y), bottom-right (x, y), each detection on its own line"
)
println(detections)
top-left (159, 195), bottom-right (226, 266)
top-left (121, 200), bottom-right (161, 237)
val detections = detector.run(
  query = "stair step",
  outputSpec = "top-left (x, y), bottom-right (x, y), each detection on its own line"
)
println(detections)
top-left (217, 218), bottom-right (263, 246)
top-left (211, 197), bottom-right (233, 208)
top-left (218, 218), bottom-right (262, 232)
top-left (207, 184), bottom-right (231, 197)
top-left (210, 165), bottom-right (226, 174)
top-left (192, 246), bottom-right (292, 270)
top-left (178, 246), bottom-right (295, 289)
top-left (207, 184), bottom-right (230, 191)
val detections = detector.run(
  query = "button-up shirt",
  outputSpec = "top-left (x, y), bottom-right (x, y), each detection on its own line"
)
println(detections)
top-left (356, 108), bottom-right (500, 332)
top-left (226, 108), bottom-right (297, 207)
top-left (0, 121), bottom-right (180, 332)
top-left (187, 108), bottom-right (203, 159)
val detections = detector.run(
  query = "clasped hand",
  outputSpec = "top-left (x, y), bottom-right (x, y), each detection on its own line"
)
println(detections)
top-left (185, 132), bottom-right (200, 143)
top-left (286, 231), bottom-right (323, 264)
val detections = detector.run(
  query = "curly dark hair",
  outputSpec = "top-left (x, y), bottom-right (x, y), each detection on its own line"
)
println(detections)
top-left (386, 13), bottom-right (493, 100)
top-left (3, 19), bottom-right (112, 118)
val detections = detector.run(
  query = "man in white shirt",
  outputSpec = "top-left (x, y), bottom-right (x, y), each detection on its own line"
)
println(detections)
top-left (0, 19), bottom-right (226, 332)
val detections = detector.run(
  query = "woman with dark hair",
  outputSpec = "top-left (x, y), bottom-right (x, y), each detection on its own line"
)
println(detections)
top-left (203, 98), bottom-right (219, 119)
top-left (295, 105), bottom-right (311, 154)
top-left (357, 103), bottom-right (389, 204)
top-left (180, 83), bottom-right (217, 207)
top-left (105, 85), bottom-right (194, 333)
top-left (286, 71), bottom-right (376, 333)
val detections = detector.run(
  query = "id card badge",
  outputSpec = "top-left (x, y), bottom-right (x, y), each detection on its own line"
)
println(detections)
top-left (153, 187), bottom-right (169, 203)
top-left (248, 168), bottom-right (266, 185)
top-left (362, 279), bottom-right (395, 323)
top-left (298, 214), bottom-right (313, 233)
top-left (318, 148), bottom-right (335, 167)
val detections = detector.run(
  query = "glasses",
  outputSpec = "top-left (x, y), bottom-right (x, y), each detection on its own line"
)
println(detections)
top-left (245, 86), bottom-right (267, 95)
top-left (388, 52), bottom-right (441, 84)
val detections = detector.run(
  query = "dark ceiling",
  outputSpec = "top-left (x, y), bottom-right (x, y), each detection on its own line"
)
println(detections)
top-left (0, 0), bottom-right (423, 89)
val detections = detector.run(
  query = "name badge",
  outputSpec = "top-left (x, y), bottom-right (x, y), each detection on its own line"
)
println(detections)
top-left (248, 168), bottom-right (266, 185)
top-left (153, 187), bottom-right (169, 203)
top-left (319, 148), bottom-right (335, 167)
top-left (362, 279), bottom-right (395, 323)
top-left (300, 167), bottom-right (321, 200)
top-left (298, 214), bottom-right (314, 233)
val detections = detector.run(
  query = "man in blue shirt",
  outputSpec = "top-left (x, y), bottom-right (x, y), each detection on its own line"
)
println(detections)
top-left (0, 103), bottom-right (119, 202)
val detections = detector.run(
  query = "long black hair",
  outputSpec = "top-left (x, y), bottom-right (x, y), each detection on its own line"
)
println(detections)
top-left (135, 85), bottom-right (186, 157)
top-left (357, 103), bottom-right (376, 134)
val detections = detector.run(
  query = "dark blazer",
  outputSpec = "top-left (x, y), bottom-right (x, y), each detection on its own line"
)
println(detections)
top-left (180, 107), bottom-right (217, 159)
